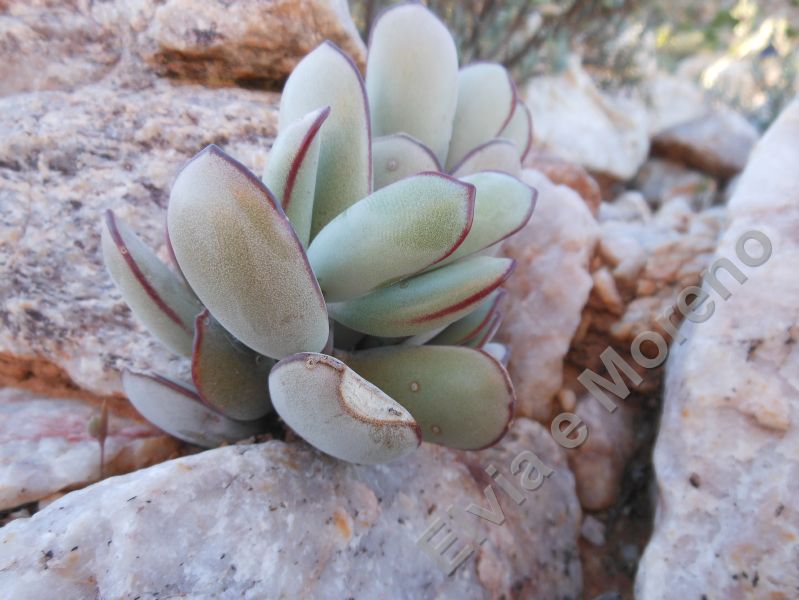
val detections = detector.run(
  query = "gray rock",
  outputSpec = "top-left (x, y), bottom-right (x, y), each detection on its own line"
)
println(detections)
top-left (0, 0), bottom-right (365, 96)
top-left (0, 419), bottom-right (583, 598)
top-left (0, 388), bottom-right (179, 510)
top-left (0, 80), bottom-right (280, 397)
top-left (652, 108), bottom-right (759, 179)
top-left (636, 98), bottom-right (799, 597)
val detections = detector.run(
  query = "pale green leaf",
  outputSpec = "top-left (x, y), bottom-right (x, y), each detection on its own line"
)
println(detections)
top-left (269, 353), bottom-right (421, 464)
top-left (308, 173), bottom-right (475, 302)
top-left (450, 138), bottom-right (522, 178)
top-left (167, 145), bottom-right (329, 360)
top-left (372, 134), bottom-right (441, 190)
top-left (340, 345), bottom-right (514, 450)
top-left (366, 3), bottom-right (459, 165)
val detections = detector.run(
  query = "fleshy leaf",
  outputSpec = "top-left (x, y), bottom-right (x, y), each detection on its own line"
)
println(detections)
top-left (366, 3), bottom-right (459, 165)
top-left (430, 288), bottom-right (505, 345)
top-left (308, 173), bottom-right (475, 302)
top-left (340, 345), bottom-right (514, 450)
top-left (372, 134), bottom-right (441, 190)
top-left (450, 138), bottom-right (522, 178)
top-left (328, 256), bottom-right (514, 337)
top-left (446, 62), bottom-right (516, 171)
top-left (279, 42), bottom-right (372, 238)
top-left (101, 210), bottom-right (203, 356)
top-left (464, 310), bottom-right (503, 348)
top-left (191, 310), bottom-right (274, 421)
top-left (499, 100), bottom-right (534, 162)
top-left (262, 107), bottom-right (330, 246)
top-left (435, 172), bottom-right (536, 267)
top-left (167, 145), bottom-right (329, 360)
top-left (122, 371), bottom-right (265, 448)
top-left (269, 353), bottom-right (421, 464)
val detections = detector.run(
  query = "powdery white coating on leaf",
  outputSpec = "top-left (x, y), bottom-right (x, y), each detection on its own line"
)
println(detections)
top-left (450, 138), bottom-right (522, 178)
top-left (482, 342), bottom-right (510, 365)
top-left (122, 371), bottom-right (264, 448)
top-left (372, 134), bottom-right (441, 190)
top-left (436, 171), bottom-right (536, 267)
top-left (279, 42), bottom-right (372, 238)
top-left (366, 3), bottom-right (459, 165)
top-left (167, 146), bottom-right (328, 360)
top-left (342, 345), bottom-right (514, 450)
top-left (101, 211), bottom-right (202, 357)
top-left (499, 100), bottom-right (534, 162)
top-left (446, 62), bottom-right (516, 171)
top-left (328, 255), bottom-right (514, 337)
top-left (262, 107), bottom-right (329, 247)
top-left (269, 353), bottom-right (420, 464)
top-left (307, 173), bottom-right (474, 302)
top-left (191, 311), bottom-right (274, 421)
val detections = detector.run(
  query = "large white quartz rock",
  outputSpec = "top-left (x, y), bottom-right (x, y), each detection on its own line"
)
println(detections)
top-left (524, 59), bottom-right (649, 180)
top-left (635, 98), bottom-right (799, 597)
top-left (0, 419), bottom-right (583, 598)
top-left (0, 388), bottom-right (179, 510)
top-left (498, 169), bottom-right (599, 420)
top-left (0, 80), bottom-right (280, 397)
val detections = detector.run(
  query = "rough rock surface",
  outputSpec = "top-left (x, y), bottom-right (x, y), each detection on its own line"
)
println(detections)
top-left (652, 108), bottom-right (759, 179)
top-left (635, 158), bottom-right (718, 212)
top-left (643, 73), bottom-right (709, 136)
top-left (0, 388), bottom-right (180, 511)
top-left (0, 80), bottom-right (280, 397)
top-left (0, 419), bottom-right (583, 598)
top-left (636, 99), bottom-right (799, 598)
top-left (0, 0), bottom-right (365, 96)
top-left (524, 60), bottom-right (649, 180)
top-left (498, 169), bottom-right (599, 421)
top-left (525, 150), bottom-right (602, 216)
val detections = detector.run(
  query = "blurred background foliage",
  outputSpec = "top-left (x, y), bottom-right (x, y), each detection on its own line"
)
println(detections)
top-left (351, 0), bottom-right (799, 129)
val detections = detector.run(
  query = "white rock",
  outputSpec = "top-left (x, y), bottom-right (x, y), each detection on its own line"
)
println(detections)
top-left (524, 59), bottom-right (649, 180)
top-left (643, 73), bottom-right (708, 135)
top-left (498, 169), bottom-right (599, 420)
top-left (0, 419), bottom-right (582, 598)
top-left (0, 388), bottom-right (179, 510)
top-left (636, 98), bottom-right (799, 597)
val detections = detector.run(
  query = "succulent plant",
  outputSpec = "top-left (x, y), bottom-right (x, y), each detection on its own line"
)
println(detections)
top-left (101, 3), bottom-right (535, 465)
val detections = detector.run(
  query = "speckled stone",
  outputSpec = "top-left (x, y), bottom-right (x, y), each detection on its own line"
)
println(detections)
top-left (0, 418), bottom-right (582, 598)
top-left (0, 387), bottom-right (180, 510)
top-left (498, 169), bottom-right (599, 421)
top-left (0, 80), bottom-right (281, 397)
top-left (0, 0), bottom-right (365, 96)
top-left (636, 98), bottom-right (799, 598)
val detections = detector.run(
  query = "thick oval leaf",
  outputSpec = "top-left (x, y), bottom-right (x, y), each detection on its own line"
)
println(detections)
top-left (366, 3), bottom-right (459, 165)
top-left (446, 63), bottom-right (516, 171)
top-left (308, 173), bottom-right (475, 302)
top-left (279, 42), bottom-right (372, 238)
top-left (465, 310), bottom-right (503, 348)
top-left (262, 107), bottom-right (330, 246)
top-left (101, 210), bottom-right (202, 356)
top-left (122, 371), bottom-right (265, 448)
top-left (269, 353), bottom-right (421, 464)
top-left (167, 145), bottom-right (329, 360)
top-left (192, 310), bottom-right (274, 421)
top-left (328, 256), bottom-right (515, 337)
top-left (499, 100), bottom-right (534, 162)
top-left (430, 288), bottom-right (505, 345)
top-left (372, 134), bottom-right (441, 190)
top-left (450, 138), bottom-right (522, 178)
top-left (436, 172), bottom-right (536, 267)
top-left (341, 346), bottom-right (514, 450)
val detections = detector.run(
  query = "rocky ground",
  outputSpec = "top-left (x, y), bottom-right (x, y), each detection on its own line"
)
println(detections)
top-left (1, 1), bottom-right (795, 598)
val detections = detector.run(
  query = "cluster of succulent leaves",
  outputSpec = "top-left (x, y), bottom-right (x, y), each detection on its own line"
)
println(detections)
top-left (102, 4), bottom-right (536, 465)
